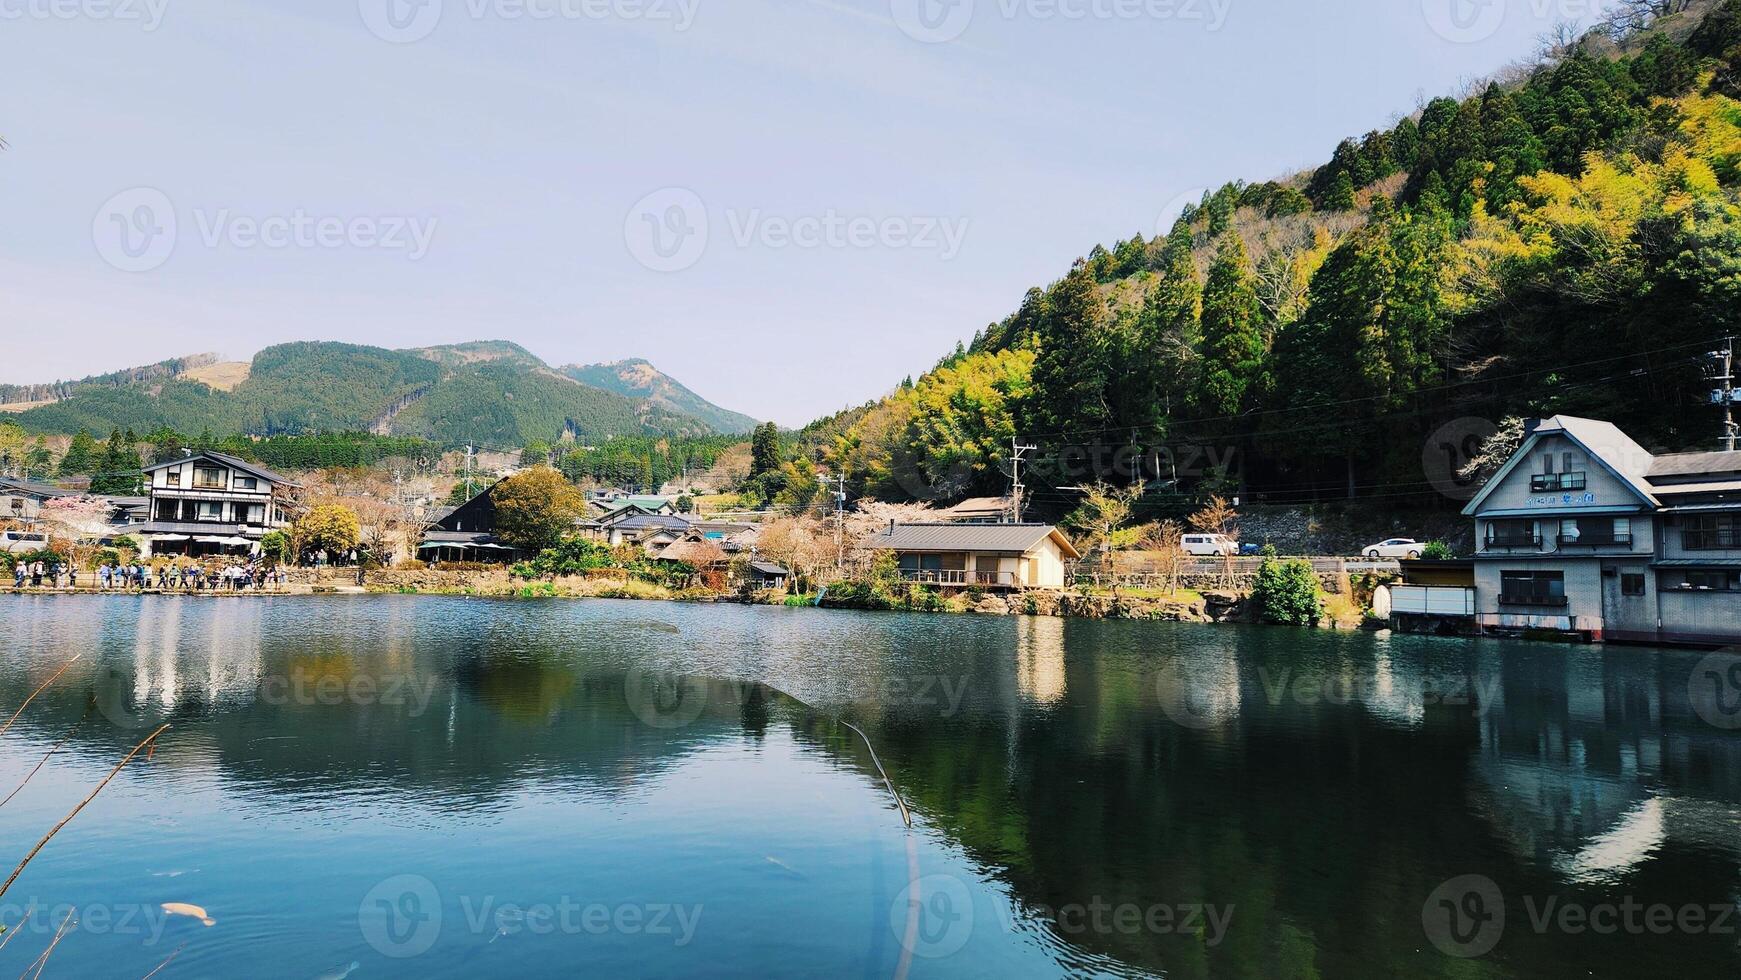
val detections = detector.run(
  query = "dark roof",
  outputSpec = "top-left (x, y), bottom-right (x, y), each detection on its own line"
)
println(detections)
top-left (421, 531), bottom-right (504, 545)
top-left (1648, 450), bottom-right (1741, 480)
top-left (1655, 559), bottom-right (1741, 568)
top-left (859, 523), bottom-right (1081, 559)
top-left (750, 561), bottom-right (790, 576)
top-left (0, 478), bottom-right (75, 499)
top-left (140, 451), bottom-right (298, 488)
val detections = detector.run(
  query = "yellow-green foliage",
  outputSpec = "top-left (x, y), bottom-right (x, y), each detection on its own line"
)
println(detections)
top-left (835, 347), bottom-right (1033, 501)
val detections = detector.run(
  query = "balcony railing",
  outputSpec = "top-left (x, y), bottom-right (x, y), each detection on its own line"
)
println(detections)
top-left (1498, 593), bottom-right (1569, 607)
top-left (1557, 533), bottom-right (1633, 549)
top-left (1684, 529), bottom-right (1741, 551)
top-left (1531, 472), bottom-right (1588, 492)
top-left (899, 569), bottom-right (1018, 587)
top-left (1484, 533), bottom-right (1541, 549)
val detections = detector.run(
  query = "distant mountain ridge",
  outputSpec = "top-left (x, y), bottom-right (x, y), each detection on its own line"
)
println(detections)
top-left (3, 341), bottom-right (756, 447)
top-left (560, 359), bottom-right (758, 435)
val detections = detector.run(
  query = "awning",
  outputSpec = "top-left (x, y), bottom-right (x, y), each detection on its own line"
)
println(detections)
top-left (151, 534), bottom-right (191, 542)
top-left (420, 541), bottom-right (470, 550)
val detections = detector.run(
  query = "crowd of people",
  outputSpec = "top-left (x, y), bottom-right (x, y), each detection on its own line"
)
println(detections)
top-left (10, 556), bottom-right (290, 592)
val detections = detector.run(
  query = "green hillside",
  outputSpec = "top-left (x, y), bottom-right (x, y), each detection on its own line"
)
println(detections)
top-left (11, 341), bottom-right (740, 447)
top-left (828, 2), bottom-right (1741, 513)
top-left (561, 359), bottom-right (759, 434)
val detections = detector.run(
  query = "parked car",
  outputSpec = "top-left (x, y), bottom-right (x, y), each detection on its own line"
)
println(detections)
top-left (0, 531), bottom-right (49, 554)
top-left (1182, 533), bottom-right (1237, 557)
top-left (1362, 538), bottom-right (1423, 559)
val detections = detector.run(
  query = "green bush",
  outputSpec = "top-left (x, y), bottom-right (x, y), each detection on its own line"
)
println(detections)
top-left (511, 537), bottom-right (693, 589)
top-left (1420, 541), bottom-right (1456, 560)
top-left (1253, 557), bottom-right (1324, 627)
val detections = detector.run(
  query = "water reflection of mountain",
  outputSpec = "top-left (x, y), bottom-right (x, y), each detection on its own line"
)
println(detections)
top-left (5, 599), bottom-right (1741, 978)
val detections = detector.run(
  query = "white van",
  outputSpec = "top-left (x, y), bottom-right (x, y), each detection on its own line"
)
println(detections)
top-left (1181, 533), bottom-right (1236, 557)
top-left (0, 531), bottom-right (49, 554)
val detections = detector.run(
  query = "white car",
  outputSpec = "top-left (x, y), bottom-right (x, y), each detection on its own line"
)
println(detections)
top-left (0, 531), bottom-right (49, 554)
top-left (1182, 533), bottom-right (1237, 557)
top-left (1363, 538), bottom-right (1423, 560)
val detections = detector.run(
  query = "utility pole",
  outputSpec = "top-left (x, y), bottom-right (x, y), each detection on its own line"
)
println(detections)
top-left (824, 473), bottom-right (847, 570)
top-left (1712, 337), bottom-right (1739, 452)
top-left (1010, 438), bottom-right (1036, 524)
top-left (463, 445), bottom-right (476, 499)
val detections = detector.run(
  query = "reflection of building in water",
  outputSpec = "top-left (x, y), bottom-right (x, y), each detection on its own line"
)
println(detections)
top-left (1017, 617), bottom-right (1066, 706)
top-left (1468, 649), bottom-right (1741, 887)
top-left (126, 598), bottom-right (269, 715)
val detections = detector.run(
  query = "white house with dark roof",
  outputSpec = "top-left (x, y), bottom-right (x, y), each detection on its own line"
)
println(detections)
top-left (133, 451), bottom-right (299, 558)
top-left (0, 477), bottom-right (76, 525)
top-left (1464, 416), bottom-right (1741, 644)
top-left (859, 523), bottom-right (1081, 589)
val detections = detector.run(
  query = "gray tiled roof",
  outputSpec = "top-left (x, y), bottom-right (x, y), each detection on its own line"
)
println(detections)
top-left (859, 523), bottom-right (1079, 558)
top-left (0, 478), bottom-right (75, 499)
top-left (610, 514), bottom-right (693, 532)
top-left (1648, 450), bottom-right (1741, 479)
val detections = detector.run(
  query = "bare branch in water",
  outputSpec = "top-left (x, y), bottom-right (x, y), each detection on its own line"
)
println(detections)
top-left (0, 656), bottom-right (83, 738)
top-left (0, 712), bottom-right (90, 810)
top-left (139, 941), bottom-right (188, 980)
top-left (0, 725), bottom-right (171, 903)
top-left (840, 720), bottom-right (912, 828)
top-left (20, 907), bottom-right (75, 980)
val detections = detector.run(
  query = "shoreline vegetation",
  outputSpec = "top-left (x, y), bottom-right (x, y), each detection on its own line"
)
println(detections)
top-left (3, 565), bottom-right (1375, 628)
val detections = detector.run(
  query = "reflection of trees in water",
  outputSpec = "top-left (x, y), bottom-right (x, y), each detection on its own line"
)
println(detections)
top-left (6, 603), bottom-right (1741, 976)
top-left (849, 629), bottom-right (1741, 979)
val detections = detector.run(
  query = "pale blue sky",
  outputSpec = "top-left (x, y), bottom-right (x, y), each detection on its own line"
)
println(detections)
top-left (2, 0), bottom-right (1606, 425)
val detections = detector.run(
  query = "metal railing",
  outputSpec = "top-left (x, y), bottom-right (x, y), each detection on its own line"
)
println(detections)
top-left (1498, 593), bottom-right (1569, 607)
top-left (899, 569), bottom-right (1018, 587)
top-left (1531, 473), bottom-right (1587, 492)
top-left (1556, 533), bottom-right (1633, 549)
top-left (1684, 529), bottom-right (1741, 551)
top-left (1484, 533), bottom-right (1542, 549)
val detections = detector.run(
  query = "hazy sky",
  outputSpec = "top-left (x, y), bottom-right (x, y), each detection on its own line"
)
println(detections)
top-left (2, 0), bottom-right (1608, 425)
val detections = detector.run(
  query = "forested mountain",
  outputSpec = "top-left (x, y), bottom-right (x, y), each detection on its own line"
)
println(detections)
top-left (827, 0), bottom-right (1741, 515)
top-left (0, 354), bottom-right (220, 406)
top-left (561, 359), bottom-right (759, 435)
top-left (6, 341), bottom-right (747, 447)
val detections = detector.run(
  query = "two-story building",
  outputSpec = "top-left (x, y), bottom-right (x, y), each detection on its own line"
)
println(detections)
top-left (1464, 415), bottom-right (1741, 645)
top-left (133, 451), bottom-right (298, 558)
top-left (0, 477), bottom-right (75, 526)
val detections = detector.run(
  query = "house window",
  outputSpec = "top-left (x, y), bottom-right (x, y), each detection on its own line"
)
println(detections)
top-left (1684, 514), bottom-right (1739, 551)
top-left (7, 499), bottom-right (21, 515)
top-left (1667, 569), bottom-right (1741, 592)
top-left (1559, 517), bottom-right (1629, 546)
top-left (1500, 570), bottom-right (1566, 606)
top-left (193, 466), bottom-right (226, 489)
top-left (1621, 573), bottom-right (1646, 597)
top-left (244, 504), bottom-right (265, 525)
top-left (235, 477), bottom-right (258, 491)
top-left (165, 467), bottom-right (182, 485)
top-left (1485, 519), bottom-right (1539, 548)
top-left (1532, 471), bottom-right (1588, 492)
top-left (197, 501), bottom-right (224, 522)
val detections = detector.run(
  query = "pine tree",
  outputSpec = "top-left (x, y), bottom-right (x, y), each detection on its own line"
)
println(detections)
top-left (1027, 259), bottom-right (1111, 439)
top-left (1325, 170), bottom-right (1358, 211)
top-left (1196, 235), bottom-right (1267, 417)
top-left (58, 430), bottom-right (97, 475)
top-left (750, 422), bottom-right (781, 477)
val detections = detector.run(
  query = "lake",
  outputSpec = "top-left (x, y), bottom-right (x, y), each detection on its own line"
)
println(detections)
top-left (0, 595), bottom-right (1738, 978)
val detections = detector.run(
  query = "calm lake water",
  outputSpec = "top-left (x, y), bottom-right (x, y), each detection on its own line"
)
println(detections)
top-left (0, 595), bottom-right (1738, 978)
